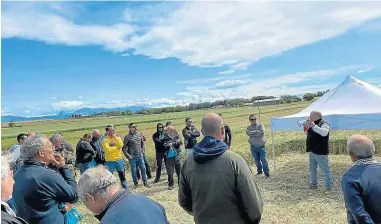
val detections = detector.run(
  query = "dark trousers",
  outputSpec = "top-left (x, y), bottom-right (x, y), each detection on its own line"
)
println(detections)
top-left (155, 151), bottom-right (167, 181)
top-left (137, 153), bottom-right (152, 180)
top-left (166, 154), bottom-right (182, 187)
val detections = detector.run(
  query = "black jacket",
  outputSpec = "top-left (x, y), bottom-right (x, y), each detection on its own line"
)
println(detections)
top-left (153, 129), bottom-right (167, 154)
top-left (306, 119), bottom-right (329, 155)
top-left (163, 131), bottom-right (183, 155)
top-left (182, 126), bottom-right (200, 149)
top-left (1, 202), bottom-right (28, 224)
top-left (90, 138), bottom-right (105, 164)
top-left (223, 124), bottom-right (232, 147)
top-left (76, 139), bottom-right (96, 163)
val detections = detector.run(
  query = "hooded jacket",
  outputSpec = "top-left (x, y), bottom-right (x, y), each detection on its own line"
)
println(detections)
top-left (179, 136), bottom-right (263, 224)
top-left (152, 123), bottom-right (167, 153)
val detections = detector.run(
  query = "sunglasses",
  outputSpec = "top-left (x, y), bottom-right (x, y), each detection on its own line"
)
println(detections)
top-left (250, 119), bottom-right (256, 121)
top-left (130, 126), bottom-right (137, 128)
top-left (158, 127), bottom-right (163, 129)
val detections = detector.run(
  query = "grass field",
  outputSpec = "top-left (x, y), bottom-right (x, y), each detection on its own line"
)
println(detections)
top-left (1, 101), bottom-right (380, 223)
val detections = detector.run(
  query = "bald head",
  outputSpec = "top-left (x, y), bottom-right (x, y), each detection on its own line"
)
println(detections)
top-left (27, 132), bottom-right (36, 138)
top-left (92, 129), bottom-right (101, 138)
top-left (347, 135), bottom-right (375, 161)
top-left (201, 113), bottom-right (224, 140)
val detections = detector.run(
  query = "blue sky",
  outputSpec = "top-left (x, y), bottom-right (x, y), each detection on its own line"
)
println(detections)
top-left (2, 1), bottom-right (381, 116)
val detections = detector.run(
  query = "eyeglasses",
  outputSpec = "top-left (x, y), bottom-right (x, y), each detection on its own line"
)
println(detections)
top-left (250, 119), bottom-right (256, 121)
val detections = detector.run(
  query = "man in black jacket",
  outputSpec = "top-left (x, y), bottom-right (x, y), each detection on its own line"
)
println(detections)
top-left (76, 133), bottom-right (96, 174)
top-left (91, 129), bottom-right (105, 165)
top-left (13, 134), bottom-right (78, 224)
top-left (182, 118), bottom-right (200, 157)
top-left (152, 123), bottom-right (167, 183)
top-left (164, 125), bottom-right (183, 190)
top-left (1, 156), bottom-right (28, 224)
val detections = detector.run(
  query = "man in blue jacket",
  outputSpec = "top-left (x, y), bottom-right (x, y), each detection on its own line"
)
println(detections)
top-left (78, 166), bottom-right (169, 224)
top-left (342, 135), bottom-right (381, 224)
top-left (13, 134), bottom-right (78, 224)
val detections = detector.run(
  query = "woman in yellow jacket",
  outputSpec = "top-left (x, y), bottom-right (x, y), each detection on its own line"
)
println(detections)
top-left (102, 125), bottom-right (129, 190)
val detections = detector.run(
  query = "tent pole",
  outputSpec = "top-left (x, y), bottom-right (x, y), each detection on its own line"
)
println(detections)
top-left (271, 129), bottom-right (277, 176)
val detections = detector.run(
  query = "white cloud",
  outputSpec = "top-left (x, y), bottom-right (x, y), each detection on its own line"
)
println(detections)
top-left (51, 96), bottom-right (58, 100)
top-left (212, 79), bottom-right (249, 90)
top-left (231, 62), bottom-right (250, 70)
top-left (356, 68), bottom-right (373, 73)
top-left (121, 52), bottom-right (130, 56)
top-left (2, 2), bottom-right (381, 68)
top-left (219, 70), bottom-right (235, 75)
top-left (78, 96), bottom-right (84, 99)
top-left (52, 101), bottom-right (84, 109)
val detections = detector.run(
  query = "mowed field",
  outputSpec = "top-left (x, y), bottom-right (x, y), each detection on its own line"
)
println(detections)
top-left (1, 101), bottom-right (381, 224)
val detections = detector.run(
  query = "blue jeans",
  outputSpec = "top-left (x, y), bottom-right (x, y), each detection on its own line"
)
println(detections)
top-left (129, 154), bottom-right (147, 185)
top-left (78, 160), bottom-right (96, 175)
top-left (309, 152), bottom-right (333, 188)
top-left (250, 145), bottom-right (270, 176)
top-left (106, 159), bottom-right (128, 190)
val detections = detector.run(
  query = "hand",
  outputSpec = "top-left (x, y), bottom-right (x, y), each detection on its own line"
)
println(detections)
top-left (52, 154), bottom-right (65, 168)
top-left (308, 120), bottom-right (315, 128)
top-left (109, 142), bottom-right (116, 147)
top-left (169, 143), bottom-right (173, 147)
top-left (114, 132), bottom-right (120, 137)
top-left (127, 155), bottom-right (133, 159)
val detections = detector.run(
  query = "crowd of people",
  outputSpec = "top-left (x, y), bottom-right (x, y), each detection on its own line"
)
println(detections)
top-left (1, 111), bottom-right (380, 224)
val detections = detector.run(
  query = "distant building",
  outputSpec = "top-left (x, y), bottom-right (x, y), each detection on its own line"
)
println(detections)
top-left (253, 98), bottom-right (281, 106)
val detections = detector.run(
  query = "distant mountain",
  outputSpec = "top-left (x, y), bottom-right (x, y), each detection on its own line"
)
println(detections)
top-left (72, 106), bottom-right (145, 115)
top-left (1, 106), bottom-right (146, 123)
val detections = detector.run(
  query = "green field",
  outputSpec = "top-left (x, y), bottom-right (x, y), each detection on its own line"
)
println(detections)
top-left (2, 101), bottom-right (380, 164)
top-left (2, 101), bottom-right (381, 224)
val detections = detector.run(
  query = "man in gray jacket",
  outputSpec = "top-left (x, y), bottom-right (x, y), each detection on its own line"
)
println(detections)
top-left (179, 113), bottom-right (263, 224)
top-left (246, 115), bottom-right (270, 178)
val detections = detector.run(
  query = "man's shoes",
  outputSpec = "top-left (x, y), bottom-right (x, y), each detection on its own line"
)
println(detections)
top-left (257, 172), bottom-right (263, 176)
top-left (144, 183), bottom-right (151, 188)
top-left (147, 175), bottom-right (152, 179)
top-left (153, 179), bottom-right (160, 184)
top-left (134, 184), bottom-right (139, 189)
top-left (168, 186), bottom-right (174, 190)
top-left (309, 184), bottom-right (318, 190)
top-left (265, 175), bottom-right (271, 179)
top-left (325, 187), bottom-right (332, 192)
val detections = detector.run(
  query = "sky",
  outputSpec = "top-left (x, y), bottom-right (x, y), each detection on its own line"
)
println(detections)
top-left (1, 1), bottom-right (381, 117)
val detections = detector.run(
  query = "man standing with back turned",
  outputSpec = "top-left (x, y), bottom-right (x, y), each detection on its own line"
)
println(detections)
top-left (179, 113), bottom-right (263, 224)
top-left (306, 111), bottom-right (333, 190)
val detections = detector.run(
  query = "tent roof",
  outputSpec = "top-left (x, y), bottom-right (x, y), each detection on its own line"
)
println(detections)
top-left (271, 75), bottom-right (381, 130)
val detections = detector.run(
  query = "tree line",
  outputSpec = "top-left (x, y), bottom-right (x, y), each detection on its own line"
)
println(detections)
top-left (68, 90), bottom-right (328, 119)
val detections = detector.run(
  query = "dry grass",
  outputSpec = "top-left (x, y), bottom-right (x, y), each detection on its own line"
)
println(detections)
top-left (76, 153), bottom-right (380, 224)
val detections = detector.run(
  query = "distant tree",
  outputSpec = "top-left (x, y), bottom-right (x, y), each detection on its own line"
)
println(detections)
top-left (303, 93), bottom-right (315, 101)
top-left (8, 122), bottom-right (15, 128)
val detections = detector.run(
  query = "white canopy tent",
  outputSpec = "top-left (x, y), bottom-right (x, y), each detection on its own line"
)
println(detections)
top-left (269, 75), bottom-right (381, 174)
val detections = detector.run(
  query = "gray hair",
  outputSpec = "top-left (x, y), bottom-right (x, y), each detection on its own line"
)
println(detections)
top-left (78, 166), bottom-right (118, 202)
top-left (347, 135), bottom-right (376, 159)
top-left (50, 134), bottom-right (63, 143)
top-left (1, 156), bottom-right (11, 179)
top-left (311, 111), bottom-right (323, 119)
top-left (21, 134), bottom-right (48, 161)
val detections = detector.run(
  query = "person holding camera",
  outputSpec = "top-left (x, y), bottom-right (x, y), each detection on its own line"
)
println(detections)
top-left (182, 118), bottom-right (201, 157)
top-left (102, 125), bottom-right (129, 191)
top-left (305, 111), bottom-right (333, 190)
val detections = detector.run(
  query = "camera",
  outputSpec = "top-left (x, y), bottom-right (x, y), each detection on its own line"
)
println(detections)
top-left (297, 120), bottom-right (308, 127)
